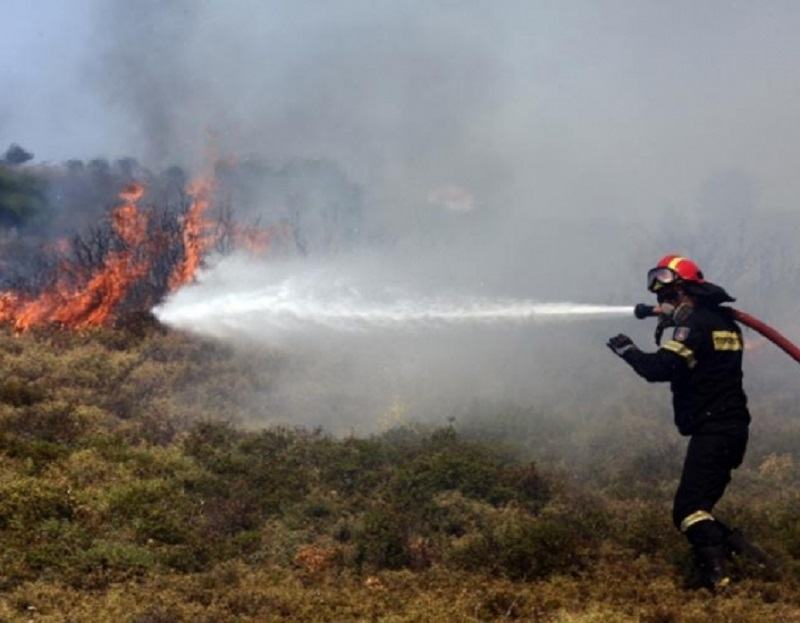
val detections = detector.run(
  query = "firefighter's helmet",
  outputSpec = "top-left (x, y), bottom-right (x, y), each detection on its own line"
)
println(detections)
top-left (647, 255), bottom-right (705, 292)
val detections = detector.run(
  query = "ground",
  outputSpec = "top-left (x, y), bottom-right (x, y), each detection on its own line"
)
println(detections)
top-left (0, 325), bottom-right (798, 622)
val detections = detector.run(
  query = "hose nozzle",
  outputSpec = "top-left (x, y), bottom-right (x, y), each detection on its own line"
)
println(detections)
top-left (634, 303), bottom-right (659, 319)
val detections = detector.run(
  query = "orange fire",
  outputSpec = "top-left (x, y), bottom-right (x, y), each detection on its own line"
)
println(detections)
top-left (168, 176), bottom-right (217, 291)
top-left (1, 169), bottom-right (283, 332)
top-left (0, 183), bottom-right (149, 331)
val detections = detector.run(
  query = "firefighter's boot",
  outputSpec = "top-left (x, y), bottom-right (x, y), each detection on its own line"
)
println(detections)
top-left (694, 545), bottom-right (731, 591)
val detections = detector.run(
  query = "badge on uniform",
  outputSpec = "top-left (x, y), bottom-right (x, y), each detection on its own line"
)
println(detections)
top-left (673, 326), bottom-right (691, 342)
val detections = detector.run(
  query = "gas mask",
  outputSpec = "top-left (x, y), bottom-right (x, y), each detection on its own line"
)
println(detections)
top-left (654, 288), bottom-right (692, 344)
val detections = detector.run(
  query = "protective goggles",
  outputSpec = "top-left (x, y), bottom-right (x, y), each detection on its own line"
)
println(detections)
top-left (647, 267), bottom-right (678, 292)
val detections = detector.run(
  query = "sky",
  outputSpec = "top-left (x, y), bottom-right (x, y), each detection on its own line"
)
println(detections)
top-left (4, 0), bottom-right (800, 220)
top-left (1, 2), bottom-right (117, 159)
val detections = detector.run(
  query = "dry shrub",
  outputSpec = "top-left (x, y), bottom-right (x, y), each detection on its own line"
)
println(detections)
top-left (0, 378), bottom-right (45, 406)
top-left (0, 329), bottom-right (798, 619)
top-left (355, 506), bottom-right (410, 570)
top-left (293, 543), bottom-right (341, 576)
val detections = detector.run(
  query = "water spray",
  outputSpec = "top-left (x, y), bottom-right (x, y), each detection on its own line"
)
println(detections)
top-left (635, 304), bottom-right (800, 365)
top-left (154, 266), bottom-right (632, 336)
top-left (156, 291), bottom-right (631, 334)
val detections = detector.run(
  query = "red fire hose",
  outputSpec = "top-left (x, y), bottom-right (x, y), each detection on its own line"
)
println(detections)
top-left (731, 308), bottom-right (800, 364)
top-left (635, 304), bottom-right (800, 364)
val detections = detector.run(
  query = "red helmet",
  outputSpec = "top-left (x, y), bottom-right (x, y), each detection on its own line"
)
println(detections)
top-left (647, 255), bottom-right (705, 292)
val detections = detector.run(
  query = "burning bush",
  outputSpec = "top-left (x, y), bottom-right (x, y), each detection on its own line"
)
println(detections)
top-left (1, 181), bottom-right (176, 330)
top-left (0, 155), bottom-right (363, 332)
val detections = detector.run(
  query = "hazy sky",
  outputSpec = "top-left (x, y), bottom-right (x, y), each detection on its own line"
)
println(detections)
top-left (4, 0), bottom-right (800, 222)
top-left (1, 2), bottom-right (114, 159)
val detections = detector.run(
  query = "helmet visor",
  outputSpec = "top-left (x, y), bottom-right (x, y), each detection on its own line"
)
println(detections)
top-left (647, 267), bottom-right (678, 292)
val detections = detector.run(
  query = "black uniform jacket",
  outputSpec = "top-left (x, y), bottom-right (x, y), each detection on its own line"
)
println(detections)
top-left (622, 306), bottom-right (750, 436)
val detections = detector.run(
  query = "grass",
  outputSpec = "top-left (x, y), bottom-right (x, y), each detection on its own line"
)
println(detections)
top-left (0, 324), bottom-right (799, 621)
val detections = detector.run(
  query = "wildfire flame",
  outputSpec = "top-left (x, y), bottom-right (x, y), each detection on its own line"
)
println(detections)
top-left (168, 176), bottom-right (217, 291)
top-left (1, 171), bottom-right (282, 332)
top-left (0, 183), bottom-right (149, 331)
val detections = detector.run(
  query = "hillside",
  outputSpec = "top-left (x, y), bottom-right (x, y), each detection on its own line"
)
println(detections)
top-left (0, 326), bottom-right (799, 622)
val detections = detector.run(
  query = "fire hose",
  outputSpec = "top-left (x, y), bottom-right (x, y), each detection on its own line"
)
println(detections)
top-left (635, 304), bottom-right (800, 365)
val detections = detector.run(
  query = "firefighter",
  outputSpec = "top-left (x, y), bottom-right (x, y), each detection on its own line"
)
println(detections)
top-left (606, 255), bottom-right (766, 590)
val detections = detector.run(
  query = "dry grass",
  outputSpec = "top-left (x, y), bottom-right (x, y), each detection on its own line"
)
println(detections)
top-left (0, 325), bottom-right (798, 621)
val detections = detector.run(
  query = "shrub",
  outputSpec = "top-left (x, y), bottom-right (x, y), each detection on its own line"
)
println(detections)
top-left (388, 427), bottom-right (549, 517)
top-left (447, 505), bottom-right (586, 580)
top-left (76, 541), bottom-right (157, 575)
top-left (0, 327), bottom-right (797, 617)
top-left (12, 402), bottom-right (108, 444)
top-left (0, 379), bottom-right (45, 406)
top-left (355, 506), bottom-right (410, 570)
top-left (106, 479), bottom-right (196, 546)
top-left (0, 478), bottom-right (73, 530)
top-left (495, 510), bottom-right (585, 579)
top-left (614, 501), bottom-right (677, 557)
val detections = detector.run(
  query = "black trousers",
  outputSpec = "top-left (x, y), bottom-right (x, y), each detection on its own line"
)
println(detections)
top-left (672, 432), bottom-right (748, 547)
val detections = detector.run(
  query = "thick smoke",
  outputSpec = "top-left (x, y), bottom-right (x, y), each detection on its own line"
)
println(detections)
top-left (3, 1), bottom-right (800, 431)
top-left (80, 1), bottom-right (800, 303)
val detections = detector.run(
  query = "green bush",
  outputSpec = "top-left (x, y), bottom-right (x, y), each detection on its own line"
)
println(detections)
top-left (448, 506), bottom-right (585, 580)
top-left (0, 379), bottom-right (45, 406)
top-left (492, 511), bottom-right (582, 579)
top-left (0, 478), bottom-right (73, 530)
top-left (0, 165), bottom-right (48, 226)
top-left (355, 506), bottom-right (410, 570)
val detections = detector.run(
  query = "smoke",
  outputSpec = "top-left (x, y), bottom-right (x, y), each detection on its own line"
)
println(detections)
top-left (73, 2), bottom-right (800, 224)
top-left (75, 1), bottom-right (800, 312)
top-left (3, 1), bottom-right (800, 431)
top-left (153, 253), bottom-right (636, 432)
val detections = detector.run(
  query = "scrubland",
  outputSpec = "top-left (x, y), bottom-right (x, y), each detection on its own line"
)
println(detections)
top-left (0, 324), bottom-right (799, 622)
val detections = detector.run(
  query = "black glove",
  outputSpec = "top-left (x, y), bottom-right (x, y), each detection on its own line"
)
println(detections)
top-left (607, 334), bottom-right (637, 357)
top-left (634, 304), bottom-right (656, 319)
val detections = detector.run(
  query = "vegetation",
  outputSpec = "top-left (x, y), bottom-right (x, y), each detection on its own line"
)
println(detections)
top-left (0, 325), bottom-right (799, 621)
top-left (0, 165), bottom-right (47, 229)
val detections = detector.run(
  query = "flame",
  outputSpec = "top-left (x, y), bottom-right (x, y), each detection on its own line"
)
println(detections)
top-left (168, 176), bottom-right (217, 291)
top-left (0, 165), bottom-right (285, 332)
top-left (0, 292), bottom-right (20, 323)
top-left (0, 183), bottom-right (149, 331)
